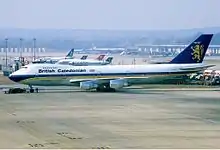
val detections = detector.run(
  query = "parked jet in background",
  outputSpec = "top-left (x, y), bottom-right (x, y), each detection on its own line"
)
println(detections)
top-left (57, 56), bottom-right (113, 66)
top-left (9, 34), bottom-right (214, 92)
top-left (32, 49), bottom-right (89, 64)
top-left (32, 48), bottom-right (75, 64)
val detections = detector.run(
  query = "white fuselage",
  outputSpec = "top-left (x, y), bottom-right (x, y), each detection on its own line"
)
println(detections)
top-left (9, 63), bottom-right (207, 87)
top-left (33, 57), bottom-right (71, 64)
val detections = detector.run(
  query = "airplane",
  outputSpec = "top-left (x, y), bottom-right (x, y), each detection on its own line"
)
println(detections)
top-left (8, 34), bottom-right (214, 93)
top-left (55, 54), bottom-right (107, 65)
top-left (34, 54), bottom-right (103, 64)
top-left (56, 56), bottom-right (113, 66)
top-left (32, 48), bottom-right (75, 64)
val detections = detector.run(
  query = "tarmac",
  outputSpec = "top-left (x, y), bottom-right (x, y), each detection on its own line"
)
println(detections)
top-left (0, 87), bottom-right (220, 148)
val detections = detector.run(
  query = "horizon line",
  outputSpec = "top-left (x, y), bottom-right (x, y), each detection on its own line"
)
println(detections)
top-left (0, 26), bottom-right (219, 31)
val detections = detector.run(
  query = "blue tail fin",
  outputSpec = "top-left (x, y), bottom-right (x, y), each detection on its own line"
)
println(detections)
top-left (170, 34), bottom-right (213, 64)
top-left (105, 57), bottom-right (113, 63)
top-left (80, 55), bottom-right (88, 60)
top-left (66, 48), bottom-right (74, 58)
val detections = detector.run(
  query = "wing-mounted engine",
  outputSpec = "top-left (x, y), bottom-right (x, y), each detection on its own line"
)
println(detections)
top-left (80, 81), bottom-right (98, 90)
top-left (110, 79), bottom-right (129, 89)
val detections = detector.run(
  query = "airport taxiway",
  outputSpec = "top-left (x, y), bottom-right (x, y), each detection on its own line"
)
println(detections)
top-left (0, 87), bottom-right (220, 148)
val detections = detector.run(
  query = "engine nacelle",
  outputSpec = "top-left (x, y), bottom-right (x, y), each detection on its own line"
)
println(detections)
top-left (80, 81), bottom-right (98, 90)
top-left (110, 79), bottom-right (128, 89)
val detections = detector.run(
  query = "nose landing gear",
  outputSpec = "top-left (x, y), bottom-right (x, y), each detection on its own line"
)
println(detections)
top-left (28, 85), bottom-right (39, 93)
top-left (30, 88), bottom-right (34, 93)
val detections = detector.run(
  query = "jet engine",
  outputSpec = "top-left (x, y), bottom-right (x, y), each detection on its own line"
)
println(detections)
top-left (80, 81), bottom-right (98, 90)
top-left (110, 79), bottom-right (128, 89)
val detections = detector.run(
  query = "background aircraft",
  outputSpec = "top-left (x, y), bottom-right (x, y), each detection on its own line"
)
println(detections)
top-left (32, 48), bottom-right (75, 63)
top-left (57, 56), bottom-right (113, 66)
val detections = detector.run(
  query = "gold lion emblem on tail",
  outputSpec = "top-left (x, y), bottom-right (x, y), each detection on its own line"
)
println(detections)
top-left (191, 42), bottom-right (204, 62)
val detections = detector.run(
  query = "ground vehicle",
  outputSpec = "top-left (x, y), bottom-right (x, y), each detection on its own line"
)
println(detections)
top-left (4, 88), bottom-right (27, 94)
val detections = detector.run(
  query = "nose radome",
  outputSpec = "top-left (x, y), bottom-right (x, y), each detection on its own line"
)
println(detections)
top-left (9, 72), bottom-right (12, 76)
top-left (8, 72), bottom-right (16, 82)
top-left (8, 74), bottom-right (13, 81)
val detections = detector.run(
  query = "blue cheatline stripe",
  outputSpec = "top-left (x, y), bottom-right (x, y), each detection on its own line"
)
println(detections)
top-left (9, 71), bottom-right (196, 82)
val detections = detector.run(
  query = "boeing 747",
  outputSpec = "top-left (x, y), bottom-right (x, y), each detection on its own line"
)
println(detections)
top-left (9, 34), bottom-right (214, 92)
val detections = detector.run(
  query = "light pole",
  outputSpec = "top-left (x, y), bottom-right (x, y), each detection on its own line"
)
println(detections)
top-left (33, 38), bottom-right (36, 60)
top-left (19, 38), bottom-right (23, 59)
top-left (5, 38), bottom-right (8, 69)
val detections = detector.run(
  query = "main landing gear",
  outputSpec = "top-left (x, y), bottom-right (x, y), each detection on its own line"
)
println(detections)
top-left (28, 85), bottom-right (39, 93)
top-left (95, 85), bottom-right (116, 92)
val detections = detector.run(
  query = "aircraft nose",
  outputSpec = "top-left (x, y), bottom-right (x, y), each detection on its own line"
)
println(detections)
top-left (8, 74), bottom-right (15, 82)
top-left (8, 73), bottom-right (19, 82)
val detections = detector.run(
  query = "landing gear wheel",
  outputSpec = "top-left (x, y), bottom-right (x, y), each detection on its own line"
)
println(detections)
top-left (96, 87), bottom-right (116, 92)
top-left (96, 87), bottom-right (101, 92)
top-left (108, 88), bottom-right (116, 92)
top-left (30, 89), bottom-right (34, 93)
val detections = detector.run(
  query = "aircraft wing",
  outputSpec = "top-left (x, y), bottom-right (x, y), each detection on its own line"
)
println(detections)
top-left (69, 76), bottom-right (149, 85)
top-left (69, 77), bottom-right (122, 84)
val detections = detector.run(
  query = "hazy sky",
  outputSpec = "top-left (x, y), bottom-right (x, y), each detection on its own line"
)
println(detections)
top-left (1, 0), bottom-right (220, 30)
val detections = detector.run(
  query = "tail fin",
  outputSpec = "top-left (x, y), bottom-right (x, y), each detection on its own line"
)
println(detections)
top-left (170, 34), bottom-right (213, 64)
top-left (105, 57), bottom-right (113, 64)
top-left (80, 55), bottom-right (88, 60)
top-left (96, 54), bottom-right (105, 61)
top-left (65, 48), bottom-right (74, 58)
